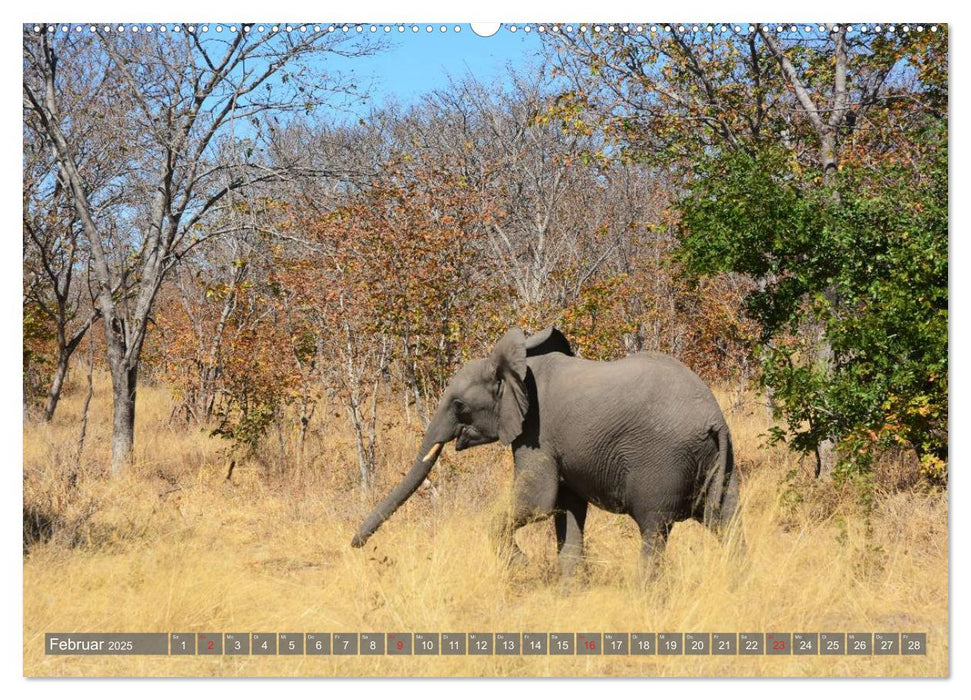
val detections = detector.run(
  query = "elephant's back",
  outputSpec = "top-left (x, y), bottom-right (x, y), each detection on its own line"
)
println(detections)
top-left (548, 351), bottom-right (722, 418)
top-left (627, 351), bottom-right (720, 405)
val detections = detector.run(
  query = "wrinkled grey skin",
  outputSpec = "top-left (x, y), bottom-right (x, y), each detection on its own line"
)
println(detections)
top-left (351, 327), bottom-right (741, 580)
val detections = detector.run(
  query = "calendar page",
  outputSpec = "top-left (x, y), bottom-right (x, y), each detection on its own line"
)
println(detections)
top-left (22, 15), bottom-right (948, 680)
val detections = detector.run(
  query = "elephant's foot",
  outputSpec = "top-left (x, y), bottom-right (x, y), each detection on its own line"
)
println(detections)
top-left (556, 566), bottom-right (586, 594)
top-left (509, 547), bottom-right (528, 569)
top-left (637, 559), bottom-right (663, 585)
top-left (632, 515), bottom-right (672, 585)
top-left (496, 540), bottom-right (528, 569)
top-left (637, 536), bottom-right (669, 584)
top-left (556, 544), bottom-right (584, 590)
top-left (722, 519), bottom-right (748, 559)
top-left (490, 512), bottom-right (531, 570)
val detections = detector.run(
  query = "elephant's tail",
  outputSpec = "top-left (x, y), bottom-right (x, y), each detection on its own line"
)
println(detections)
top-left (703, 423), bottom-right (739, 533)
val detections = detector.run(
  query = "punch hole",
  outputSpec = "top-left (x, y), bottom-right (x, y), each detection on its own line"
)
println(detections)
top-left (471, 23), bottom-right (501, 37)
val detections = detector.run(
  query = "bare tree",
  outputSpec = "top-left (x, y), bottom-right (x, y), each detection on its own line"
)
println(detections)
top-left (168, 227), bottom-right (258, 424)
top-left (22, 36), bottom-right (132, 421)
top-left (409, 71), bottom-right (660, 325)
top-left (23, 24), bottom-right (377, 473)
top-left (22, 140), bottom-right (100, 421)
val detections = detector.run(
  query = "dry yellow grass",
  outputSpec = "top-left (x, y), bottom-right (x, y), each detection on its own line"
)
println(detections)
top-left (23, 374), bottom-right (948, 677)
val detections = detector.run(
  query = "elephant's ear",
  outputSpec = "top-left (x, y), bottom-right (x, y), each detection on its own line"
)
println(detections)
top-left (525, 327), bottom-right (574, 357)
top-left (491, 328), bottom-right (529, 445)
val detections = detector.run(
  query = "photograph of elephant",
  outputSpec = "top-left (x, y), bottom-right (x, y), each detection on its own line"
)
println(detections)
top-left (23, 22), bottom-right (947, 678)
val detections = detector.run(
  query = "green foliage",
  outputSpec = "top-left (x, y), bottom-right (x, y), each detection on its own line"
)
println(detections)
top-left (23, 305), bottom-right (56, 409)
top-left (825, 123), bottom-right (948, 481)
top-left (211, 400), bottom-right (278, 455)
top-left (23, 305), bottom-right (54, 369)
top-left (678, 148), bottom-right (833, 340)
top-left (678, 124), bottom-right (947, 480)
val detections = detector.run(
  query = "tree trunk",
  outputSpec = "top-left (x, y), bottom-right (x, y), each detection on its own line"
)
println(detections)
top-left (348, 398), bottom-right (372, 494)
top-left (109, 361), bottom-right (137, 476)
top-left (23, 368), bottom-right (29, 422)
top-left (401, 335), bottom-right (426, 424)
top-left (814, 314), bottom-right (838, 477)
top-left (74, 341), bottom-right (95, 472)
top-left (820, 130), bottom-right (840, 188)
top-left (814, 132), bottom-right (840, 478)
top-left (760, 24), bottom-right (846, 478)
top-left (42, 350), bottom-right (70, 422)
top-left (298, 393), bottom-right (313, 469)
top-left (41, 313), bottom-right (96, 422)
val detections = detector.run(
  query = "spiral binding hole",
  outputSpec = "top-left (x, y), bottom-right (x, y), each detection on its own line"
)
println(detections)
top-left (26, 23), bottom-right (938, 36)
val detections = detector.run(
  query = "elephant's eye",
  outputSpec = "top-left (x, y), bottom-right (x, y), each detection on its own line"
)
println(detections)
top-left (453, 399), bottom-right (469, 418)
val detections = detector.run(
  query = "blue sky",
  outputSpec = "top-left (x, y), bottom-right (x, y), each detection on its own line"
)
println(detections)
top-left (321, 26), bottom-right (545, 120)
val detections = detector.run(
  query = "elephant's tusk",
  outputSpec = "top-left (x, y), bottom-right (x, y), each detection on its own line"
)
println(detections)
top-left (422, 443), bottom-right (443, 463)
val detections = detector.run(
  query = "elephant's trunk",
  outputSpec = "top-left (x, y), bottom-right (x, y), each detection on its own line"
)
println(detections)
top-left (351, 406), bottom-right (452, 547)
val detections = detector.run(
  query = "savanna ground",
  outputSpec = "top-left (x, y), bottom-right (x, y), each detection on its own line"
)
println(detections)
top-left (23, 375), bottom-right (947, 677)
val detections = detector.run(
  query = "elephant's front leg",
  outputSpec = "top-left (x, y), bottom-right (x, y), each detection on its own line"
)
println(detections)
top-left (492, 448), bottom-right (559, 568)
top-left (554, 486), bottom-right (588, 583)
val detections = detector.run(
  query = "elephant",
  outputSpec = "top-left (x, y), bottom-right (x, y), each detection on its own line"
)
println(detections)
top-left (351, 327), bottom-right (741, 580)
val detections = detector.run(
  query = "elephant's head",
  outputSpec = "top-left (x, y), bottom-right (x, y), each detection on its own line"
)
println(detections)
top-left (350, 327), bottom-right (572, 548)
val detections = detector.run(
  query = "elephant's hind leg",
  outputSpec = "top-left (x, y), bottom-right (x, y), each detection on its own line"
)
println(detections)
top-left (554, 486), bottom-right (588, 582)
top-left (700, 466), bottom-right (746, 556)
top-left (721, 468), bottom-right (745, 543)
top-left (633, 510), bottom-right (674, 581)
